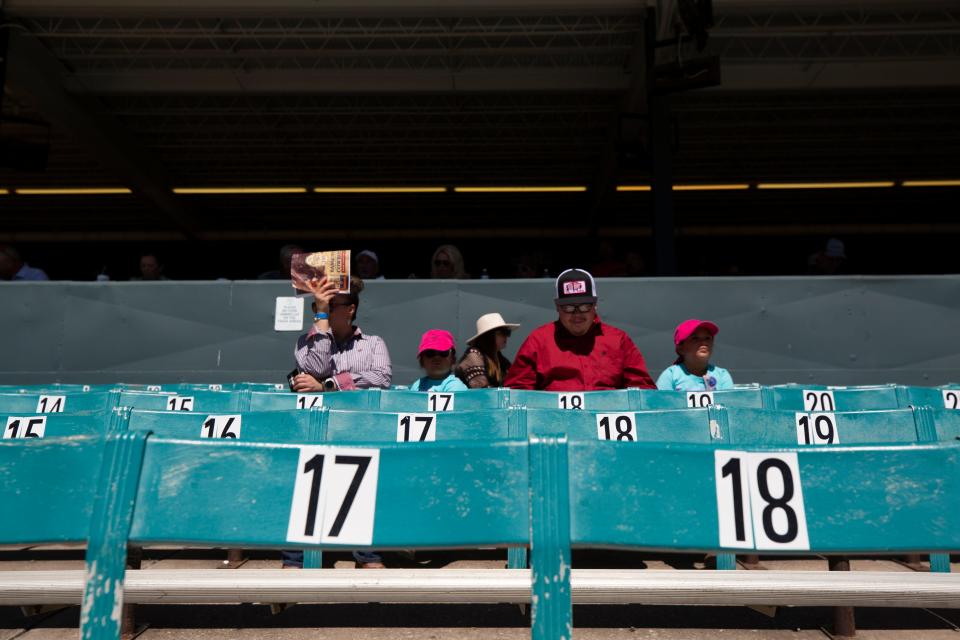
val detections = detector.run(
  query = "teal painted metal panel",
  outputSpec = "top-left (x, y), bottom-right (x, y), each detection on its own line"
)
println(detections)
top-left (528, 434), bottom-right (572, 640)
top-left (0, 391), bottom-right (118, 414)
top-left (725, 407), bottom-right (926, 445)
top-left (0, 435), bottom-right (106, 543)
top-left (567, 440), bottom-right (960, 553)
top-left (379, 389), bottom-right (506, 412)
top-left (247, 389), bottom-right (377, 411)
top-left (117, 390), bottom-right (243, 412)
top-left (507, 389), bottom-right (638, 411)
top-left (129, 438), bottom-right (530, 549)
top-left (325, 408), bottom-right (517, 442)
top-left (524, 407), bottom-right (722, 443)
top-left (637, 388), bottom-right (764, 409)
top-left (765, 386), bottom-right (902, 411)
top-left (0, 411), bottom-right (116, 439)
top-left (127, 408), bottom-right (320, 443)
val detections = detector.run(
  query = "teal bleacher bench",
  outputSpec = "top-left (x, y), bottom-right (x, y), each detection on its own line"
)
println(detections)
top-left (246, 389), bottom-right (378, 411)
top-left (2, 411), bottom-right (120, 439)
top-left (116, 389), bottom-right (243, 412)
top-left (0, 391), bottom-right (118, 414)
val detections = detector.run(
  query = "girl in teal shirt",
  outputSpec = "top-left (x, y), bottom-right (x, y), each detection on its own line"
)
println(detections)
top-left (656, 319), bottom-right (734, 391)
top-left (409, 329), bottom-right (469, 392)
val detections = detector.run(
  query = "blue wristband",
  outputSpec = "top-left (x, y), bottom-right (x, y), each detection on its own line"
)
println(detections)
top-left (314, 312), bottom-right (329, 321)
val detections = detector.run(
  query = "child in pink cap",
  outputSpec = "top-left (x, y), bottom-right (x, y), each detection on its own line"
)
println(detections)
top-left (409, 329), bottom-right (469, 392)
top-left (655, 319), bottom-right (734, 391)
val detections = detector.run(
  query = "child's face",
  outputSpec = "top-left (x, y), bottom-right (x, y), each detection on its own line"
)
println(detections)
top-left (421, 349), bottom-right (454, 378)
top-left (678, 329), bottom-right (714, 362)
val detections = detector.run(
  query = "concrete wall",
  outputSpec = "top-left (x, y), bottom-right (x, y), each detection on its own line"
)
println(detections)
top-left (2, 276), bottom-right (957, 386)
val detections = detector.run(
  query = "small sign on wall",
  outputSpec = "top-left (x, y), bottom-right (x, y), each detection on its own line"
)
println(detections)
top-left (274, 296), bottom-right (305, 332)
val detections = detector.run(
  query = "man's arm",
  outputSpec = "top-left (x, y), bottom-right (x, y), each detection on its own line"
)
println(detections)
top-left (295, 329), bottom-right (335, 380)
top-left (621, 333), bottom-right (657, 389)
top-left (503, 334), bottom-right (540, 389)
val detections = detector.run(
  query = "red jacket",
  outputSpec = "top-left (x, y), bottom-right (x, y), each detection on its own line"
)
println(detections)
top-left (503, 318), bottom-right (656, 391)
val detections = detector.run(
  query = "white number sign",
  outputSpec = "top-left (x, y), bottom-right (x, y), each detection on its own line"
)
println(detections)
top-left (397, 414), bottom-right (437, 442)
top-left (201, 415), bottom-right (241, 439)
top-left (715, 451), bottom-right (809, 551)
top-left (296, 394), bottom-right (323, 409)
top-left (596, 413), bottom-right (636, 441)
top-left (36, 395), bottom-right (65, 413)
top-left (802, 390), bottom-right (835, 412)
top-left (687, 391), bottom-right (714, 408)
top-left (4, 416), bottom-right (46, 439)
top-left (943, 389), bottom-right (960, 410)
top-left (166, 395), bottom-right (195, 411)
top-left (558, 393), bottom-right (584, 410)
top-left (795, 412), bottom-right (839, 445)
top-left (147, 385), bottom-right (162, 392)
top-left (286, 446), bottom-right (380, 545)
top-left (428, 393), bottom-right (454, 412)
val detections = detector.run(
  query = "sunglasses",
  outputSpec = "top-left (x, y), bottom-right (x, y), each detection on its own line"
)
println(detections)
top-left (433, 259), bottom-right (452, 267)
top-left (496, 329), bottom-right (512, 337)
top-left (559, 303), bottom-right (595, 314)
top-left (421, 349), bottom-right (452, 358)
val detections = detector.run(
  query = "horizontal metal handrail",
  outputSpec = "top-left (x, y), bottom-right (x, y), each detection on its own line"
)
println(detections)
top-left (1, 569), bottom-right (958, 608)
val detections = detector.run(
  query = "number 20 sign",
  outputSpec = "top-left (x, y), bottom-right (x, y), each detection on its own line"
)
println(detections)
top-left (714, 450), bottom-right (810, 551)
top-left (286, 446), bottom-right (380, 546)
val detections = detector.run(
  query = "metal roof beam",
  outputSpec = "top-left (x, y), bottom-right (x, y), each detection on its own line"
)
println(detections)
top-left (5, 31), bottom-right (197, 237)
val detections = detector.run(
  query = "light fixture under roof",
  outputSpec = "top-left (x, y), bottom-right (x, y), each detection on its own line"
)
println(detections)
top-left (173, 187), bottom-right (308, 194)
top-left (454, 186), bottom-right (587, 193)
top-left (14, 187), bottom-right (132, 195)
top-left (902, 180), bottom-right (960, 188)
top-left (312, 187), bottom-right (447, 193)
top-left (756, 182), bottom-right (895, 190)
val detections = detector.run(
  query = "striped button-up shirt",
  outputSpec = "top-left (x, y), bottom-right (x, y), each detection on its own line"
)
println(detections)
top-left (295, 326), bottom-right (392, 391)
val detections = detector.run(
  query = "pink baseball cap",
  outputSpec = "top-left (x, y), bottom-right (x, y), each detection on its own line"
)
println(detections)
top-left (673, 319), bottom-right (719, 346)
top-left (418, 329), bottom-right (456, 355)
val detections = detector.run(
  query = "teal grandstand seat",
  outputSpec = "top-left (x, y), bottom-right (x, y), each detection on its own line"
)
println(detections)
top-left (505, 388), bottom-right (636, 411)
top-left (521, 407), bottom-right (724, 443)
top-left (78, 435), bottom-right (548, 640)
top-left (117, 389), bottom-right (242, 412)
top-left (126, 408), bottom-right (322, 442)
top-left (637, 388), bottom-right (764, 410)
top-left (0, 434), bottom-right (108, 545)
top-left (723, 406), bottom-right (943, 446)
top-left (1, 411), bottom-right (119, 439)
top-left (378, 388), bottom-right (506, 412)
top-left (761, 386), bottom-right (902, 411)
top-left (324, 407), bottom-right (521, 442)
top-left (246, 389), bottom-right (378, 411)
top-left (561, 437), bottom-right (960, 556)
top-left (0, 391), bottom-right (118, 414)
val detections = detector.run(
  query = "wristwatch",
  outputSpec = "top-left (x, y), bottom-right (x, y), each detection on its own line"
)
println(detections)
top-left (322, 377), bottom-right (337, 391)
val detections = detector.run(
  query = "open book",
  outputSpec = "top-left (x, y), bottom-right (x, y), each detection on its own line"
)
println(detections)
top-left (291, 250), bottom-right (351, 293)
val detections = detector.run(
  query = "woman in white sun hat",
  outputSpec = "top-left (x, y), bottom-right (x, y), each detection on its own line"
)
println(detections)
top-left (456, 312), bottom-right (520, 388)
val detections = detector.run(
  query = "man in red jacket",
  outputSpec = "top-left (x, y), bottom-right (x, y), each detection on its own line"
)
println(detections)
top-left (503, 268), bottom-right (656, 390)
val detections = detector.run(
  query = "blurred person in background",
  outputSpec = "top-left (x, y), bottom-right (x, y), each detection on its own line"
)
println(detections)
top-left (131, 253), bottom-right (169, 281)
top-left (807, 237), bottom-right (847, 275)
top-left (430, 244), bottom-right (469, 279)
top-left (259, 243), bottom-right (303, 280)
top-left (355, 249), bottom-right (385, 280)
top-left (0, 245), bottom-right (48, 281)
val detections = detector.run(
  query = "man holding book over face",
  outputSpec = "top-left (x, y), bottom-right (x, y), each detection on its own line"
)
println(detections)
top-left (503, 268), bottom-right (655, 391)
top-left (290, 251), bottom-right (392, 393)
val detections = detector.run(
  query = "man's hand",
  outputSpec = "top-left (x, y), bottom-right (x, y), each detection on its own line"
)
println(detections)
top-left (292, 373), bottom-right (324, 392)
top-left (305, 276), bottom-right (339, 313)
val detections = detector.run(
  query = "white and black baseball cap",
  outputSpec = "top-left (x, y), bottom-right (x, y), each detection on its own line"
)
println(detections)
top-left (554, 268), bottom-right (598, 305)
